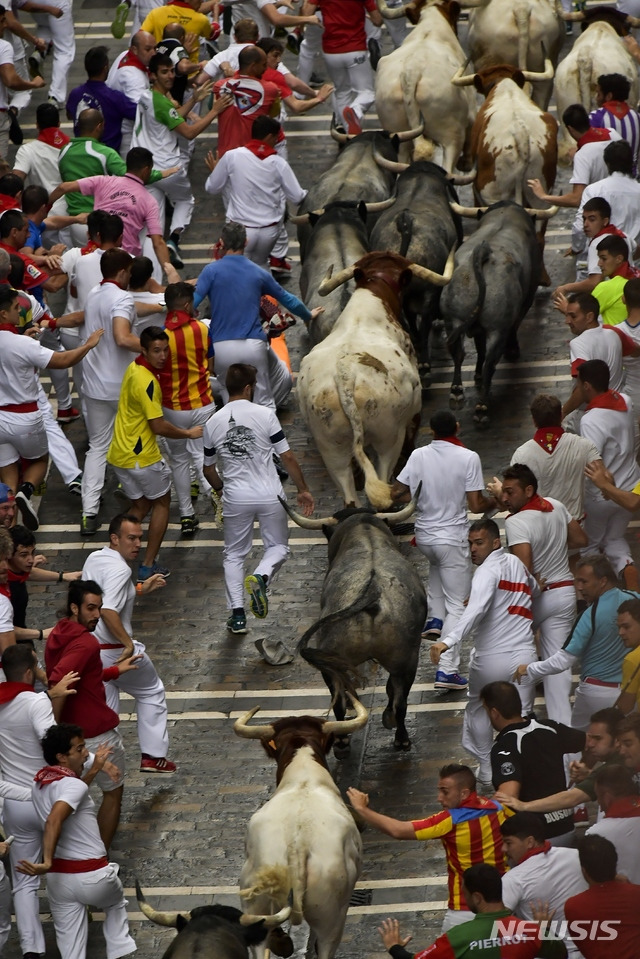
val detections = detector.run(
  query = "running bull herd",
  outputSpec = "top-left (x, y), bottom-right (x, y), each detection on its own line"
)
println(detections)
top-left (136, 0), bottom-right (635, 953)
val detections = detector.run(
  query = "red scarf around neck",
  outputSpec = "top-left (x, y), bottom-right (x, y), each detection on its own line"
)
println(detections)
top-left (118, 49), bottom-right (148, 73)
top-left (37, 127), bottom-right (69, 149)
top-left (594, 224), bottom-right (626, 241)
top-left (520, 494), bottom-right (554, 512)
top-left (134, 353), bottom-right (160, 380)
top-left (517, 841), bottom-right (552, 865)
top-left (612, 261), bottom-right (640, 280)
top-left (436, 436), bottom-right (465, 447)
top-left (0, 323), bottom-right (18, 333)
top-left (244, 139), bottom-right (277, 160)
top-left (81, 239), bottom-right (98, 255)
top-left (606, 796), bottom-right (640, 818)
top-left (34, 766), bottom-right (77, 788)
top-left (165, 309), bottom-right (193, 330)
top-left (585, 390), bottom-right (628, 413)
top-left (603, 100), bottom-right (631, 120)
top-left (0, 682), bottom-right (34, 705)
top-left (577, 126), bottom-right (612, 148)
top-left (7, 568), bottom-right (29, 583)
top-left (533, 426), bottom-right (564, 454)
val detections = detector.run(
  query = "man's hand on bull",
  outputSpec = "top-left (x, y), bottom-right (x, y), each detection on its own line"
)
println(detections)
top-left (346, 787), bottom-right (369, 812)
top-left (309, 306), bottom-right (325, 322)
top-left (378, 919), bottom-right (412, 951)
top-left (297, 489), bottom-right (314, 517)
top-left (512, 664), bottom-right (529, 684)
top-left (430, 642), bottom-right (448, 665)
top-left (527, 178), bottom-right (548, 202)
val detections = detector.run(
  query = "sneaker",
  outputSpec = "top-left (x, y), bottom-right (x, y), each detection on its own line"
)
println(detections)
top-left (28, 51), bottom-right (43, 79)
top-left (309, 71), bottom-right (326, 86)
top-left (137, 562), bottom-right (170, 582)
top-left (268, 311), bottom-right (296, 337)
top-left (434, 670), bottom-right (468, 690)
top-left (227, 612), bottom-right (247, 634)
top-left (342, 106), bottom-right (362, 137)
top-left (190, 480), bottom-right (200, 498)
top-left (565, 21), bottom-right (573, 34)
top-left (67, 475), bottom-right (82, 496)
top-left (57, 405), bottom-right (81, 423)
top-left (8, 108), bottom-right (22, 145)
top-left (80, 514), bottom-right (100, 536)
top-left (16, 490), bottom-right (39, 531)
top-left (421, 617), bottom-right (443, 639)
top-left (111, 0), bottom-right (130, 39)
top-left (114, 483), bottom-right (129, 503)
top-left (166, 237), bottom-right (184, 270)
top-left (140, 755), bottom-right (176, 773)
top-left (47, 96), bottom-right (61, 107)
top-left (180, 515), bottom-right (199, 536)
top-left (286, 31), bottom-right (301, 55)
top-left (269, 256), bottom-right (291, 275)
top-left (245, 573), bottom-right (268, 619)
top-left (367, 37), bottom-right (381, 70)
top-left (33, 480), bottom-right (47, 496)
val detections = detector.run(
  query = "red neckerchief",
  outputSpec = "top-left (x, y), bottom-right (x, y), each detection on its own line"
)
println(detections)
top-left (100, 278), bottom-right (125, 290)
top-left (577, 127), bottom-right (612, 148)
top-left (606, 796), bottom-right (640, 818)
top-left (118, 49), bottom-right (148, 73)
top-left (458, 791), bottom-right (502, 811)
top-left (0, 194), bottom-right (18, 212)
top-left (517, 841), bottom-right (552, 865)
top-left (585, 389), bottom-right (628, 413)
top-left (533, 426), bottom-right (564, 454)
top-left (612, 261), bottom-right (640, 280)
top-left (603, 100), bottom-right (631, 120)
top-left (0, 584), bottom-right (10, 599)
top-left (34, 766), bottom-right (77, 789)
top-left (0, 323), bottom-right (18, 333)
top-left (134, 353), bottom-right (160, 380)
top-left (81, 239), bottom-right (98, 255)
top-left (244, 138), bottom-right (277, 160)
top-left (165, 309), bottom-right (192, 330)
top-left (594, 224), bottom-right (626, 241)
top-left (0, 681), bottom-right (34, 705)
top-left (37, 127), bottom-right (69, 149)
top-left (436, 436), bottom-right (465, 447)
top-left (519, 494), bottom-right (554, 512)
top-left (7, 568), bottom-right (29, 583)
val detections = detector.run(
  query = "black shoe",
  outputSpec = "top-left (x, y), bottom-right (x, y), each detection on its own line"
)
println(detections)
top-left (309, 71), bottom-right (326, 86)
top-left (27, 51), bottom-right (43, 79)
top-left (8, 108), bottom-right (22, 145)
top-left (368, 37), bottom-right (381, 71)
top-left (80, 514), bottom-right (100, 536)
top-left (167, 237), bottom-right (184, 270)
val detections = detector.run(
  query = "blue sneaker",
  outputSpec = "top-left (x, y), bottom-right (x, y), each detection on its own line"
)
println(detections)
top-left (137, 562), bottom-right (170, 582)
top-left (245, 573), bottom-right (268, 619)
top-left (434, 671), bottom-right (468, 690)
top-left (421, 617), bottom-right (443, 639)
top-left (227, 612), bottom-right (247, 634)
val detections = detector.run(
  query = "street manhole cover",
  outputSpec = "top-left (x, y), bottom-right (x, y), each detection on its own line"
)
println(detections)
top-left (349, 889), bottom-right (373, 906)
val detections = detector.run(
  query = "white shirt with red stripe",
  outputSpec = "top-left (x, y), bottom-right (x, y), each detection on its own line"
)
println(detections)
top-left (0, 332), bottom-right (53, 407)
top-left (505, 496), bottom-right (573, 585)
top-left (441, 548), bottom-right (538, 654)
top-left (580, 391), bottom-right (640, 498)
top-left (569, 327), bottom-right (624, 390)
top-left (30, 775), bottom-right (107, 866)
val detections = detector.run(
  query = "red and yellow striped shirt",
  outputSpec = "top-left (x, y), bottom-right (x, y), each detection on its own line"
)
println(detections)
top-left (160, 310), bottom-right (213, 411)
top-left (413, 794), bottom-right (509, 910)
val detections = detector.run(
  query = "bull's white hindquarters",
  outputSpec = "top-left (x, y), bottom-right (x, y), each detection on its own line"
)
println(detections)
top-left (584, 497), bottom-right (635, 576)
top-left (462, 649), bottom-right (536, 782)
top-left (213, 338), bottom-right (291, 411)
top-left (571, 679), bottom-right (621, 731)
top-left (0, 410), bottom-right (48, 468)
top-left (36, 381), bottom-right (81, 485)
top-left (416, 537), bottom-right (472, 675)
top-left (4, 798), bottom-right (44, 956)
top-left (322, 50), bottom-right (375, 128)
top-left (223, 499), bottom-right (289, 610)
top-left (47, 863), bottom-right (135, 959)
top-left (163, 405), bottom-right (215, 516)
top-left (81, 397), bottom-right (119, 516)
top-left (101, 641), bottom-right (169, 759)
top-left (147, 171), bottom-right (195, 235)
top-left (533, 586), bottom-right (577, 727)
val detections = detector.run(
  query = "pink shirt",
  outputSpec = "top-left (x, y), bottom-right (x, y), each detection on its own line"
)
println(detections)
top-left (78, 173), bottom-right (162, 255)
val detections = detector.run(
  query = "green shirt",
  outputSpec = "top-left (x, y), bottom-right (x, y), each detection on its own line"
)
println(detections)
top-left (58, 136), bottom-right (162, 215)
top-left (593, 275), bottom-right (628, 326)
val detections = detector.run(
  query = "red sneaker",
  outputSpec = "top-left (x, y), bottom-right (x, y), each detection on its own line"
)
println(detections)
top-left (343, 106), bottom-right (362, 137)
top-left (57, 406), bottom-right (81, 423)
top-left (140, 756), bottom-right (176, 774)
top-left (269, 256), bottom-right (292, 275)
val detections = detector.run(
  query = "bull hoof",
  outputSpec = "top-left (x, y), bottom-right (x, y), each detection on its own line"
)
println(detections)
top-left (382, 706), bottom-right (397, 730)
top-left (267, 930), bottom-right (294, 958)
top-left (449, 390), bottom-right (464, 410)
top-left (419, 363), bottom-right (432, 388)
top-left (539, 268), bottom-right (552, 288)
top-left (393, 738), bottom-right (411, 751)
top-left (333, 737), bottom-right (351, 759)
top-left (473, 405), bottom-right (490, 429)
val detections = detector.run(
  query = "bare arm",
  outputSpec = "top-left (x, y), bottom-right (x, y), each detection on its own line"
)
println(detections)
top-left (261, 1), bottom-right (319, 27)
top-left (346, 788), bottom-right (416, 839)
top-left (616, 690), bottom-right (637, 714)
top-left (467, 489), bottom-right (498, 513)
top-left (279, 449), bottom-right (314, 517)
top-left (17, 801), bottom-right (72, 875)
top-left (47, 329), bottom-right (103, 368)
top-left (494, 780), bottom-right (521, 799)
top-left (0, 629), bottom-right (15, 652)
top-left (282, 85), bottom-right (333, 115)
top-left (567, 518), bottom-right (588, 549)
top-left (148, 417), bottom-right (203, 441)
top-left (0, 62), bottom-right (44, 92)
top-left (149, 235), bottom-right (172, 275)
top-left (48, 181), bottom-right (80, 207)
top-left (562, 380), bottom-right (584, 419)
top-left (528, 178), bottom-right (584, 208)
top-left (585, 460), bottom-right (640, 511)
top-left (98, 608), bottom-right (134, 657)
top-left (494, 785), bottom-right (589, 813)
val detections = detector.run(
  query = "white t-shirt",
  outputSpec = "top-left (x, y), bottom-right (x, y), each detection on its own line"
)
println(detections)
top-left (107, 50), bottom-right (149, 103)
top-left (586, 230), bottom-right (634, 276)
top-left (505, 496), bottom-right (572, 583)
top-left (569, 326), bottom-right (625, 391)
top-left (203, 41), bottom-right (251, 80)
top-left (131, 290), bottom-right (165, 336)
top-left (82, 547), bottom-right (135, 648)
top-left (227, 0), bottom-right (274, 36)
top-left (586, 817), bottom-right (640, 883)
top-left (31, 776), bottom-right (106, 862)
top-left (510, 432), bottom-right (600, 520)
top-left (75, 250), bottom-right (105, 309)
top-left (619, 318), bottom-right (640, 406)
top-left (204, 146), bottom-right (307, 228)
top-left (60, 246), bottom-right (83, 319)
top-left (0, 592), bottom-right (13, 633)
top-left (0, 332), bottom-right (53, 405)
top-left (0, 690), bottom-right (54, 784)
top-left (0, 39), bottom-right (14, 111)
top-left (575, 172), bottom-right (640, 252)
top-left (571, 131), bottom-right (622, 185)
top-left (203, 398), bottom-right (289, 502)
top-left (81, 281), bottom-right (137, 402)
top-left (13, 138), bottom-right (66, 193)
top-left (581, 393), bottom-right (640, 497)
top-left (397, 440), bottom-right (484, 544)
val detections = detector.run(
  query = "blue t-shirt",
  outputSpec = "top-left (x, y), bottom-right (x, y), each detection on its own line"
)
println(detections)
top-left (25, 219), bottom-right (45, 253)
top-left (564, 586), bottom-right (639, 681)
top-left (66, 81), bottom-right (137, 152)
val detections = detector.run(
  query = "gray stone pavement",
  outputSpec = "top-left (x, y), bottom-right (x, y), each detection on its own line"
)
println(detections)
top-left (0, 6), bottom-right (630, 957)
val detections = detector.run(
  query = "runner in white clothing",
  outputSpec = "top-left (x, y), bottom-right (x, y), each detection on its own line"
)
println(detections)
top-left (106, 31), bottom-right (156, 156)
top-left (573, 141), bottom-right (640, 254)
top-left (17, 723), bottom-right (136, 959)
top-left (501, 463), bottom-right (588, 726)
top-left (430, 519), bottom-right (539, 786)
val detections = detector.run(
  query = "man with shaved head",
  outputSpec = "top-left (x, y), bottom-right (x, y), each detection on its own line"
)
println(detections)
top-left (107, 30), bottom-right (157, 155)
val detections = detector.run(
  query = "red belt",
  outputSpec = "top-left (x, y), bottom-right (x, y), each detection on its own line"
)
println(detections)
top-left (584, 677), bottom-right (620, 688)
top-left (99, 643), bottom-right (124, 650)
top-left (50, 856), bottom-right (108, 874)
top-left (542, 580), bottom-right (574, 591)
top-left (0, 401), bottom-right (38, 413)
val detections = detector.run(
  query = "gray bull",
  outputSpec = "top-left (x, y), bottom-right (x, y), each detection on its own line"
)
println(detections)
top-left (369, 158), bottom-right (463, 385)
top-left (284, 498), bottom-right (426, 752)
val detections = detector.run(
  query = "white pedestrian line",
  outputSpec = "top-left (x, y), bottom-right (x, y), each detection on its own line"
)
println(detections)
top-left (119, 876), bottom-right (449, 896)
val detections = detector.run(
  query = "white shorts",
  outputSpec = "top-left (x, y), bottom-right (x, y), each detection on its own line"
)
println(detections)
top-left (0, 410), bottom-right (48, 466)
top-left (112, 460), bottom-right (171, 502)
top-left (85, 727), bottom-right (125, 792)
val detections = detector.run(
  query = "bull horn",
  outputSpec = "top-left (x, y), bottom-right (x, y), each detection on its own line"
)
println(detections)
top-left (135, 880), bottom-right (188, 928)
top-left (233, 705), bottom-right (276, 740)
top-left (288, 212), bottom-right (311, 225)
top-left (330, 125), bottom-right (349, 144)
top-left (278, 495), bottom-right (338, 530)
top-left (364, 197), bottom-right (396, 212)
top-left (561, 9), bottom-right (584, 19)
top-left (394, 122), bottom-right (424, 141)
top-left (627, 14), bottom-right (640, 26)
top-left (409, 246), bottom-right (456, 286)
top-left (375, 483), bottom-right (421, 523)
top-left (373, 147), bottom-right (409, 173)
top-left (448, 169), bottom-right (476, 185)
top-left (375, 0), bottom-right (408, 18)
top-left (521, 58), bottom-right (554, 82)
top-left (524, 205), bottom-right (559, 219)
top-left (323, 694), bottom-right (369, 735)
top-left (449, 200), bottom-right (487, 217)
top-left (451, 61), bottom-right (476, 87)
top-left (239, 904), bottom-right (292, 928)
top-left (318, 262), bottom-right (357, 296)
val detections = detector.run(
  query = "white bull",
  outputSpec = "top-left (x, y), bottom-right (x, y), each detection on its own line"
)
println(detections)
top-left (234, 701), bottom-right (369, 959)
top-left (297, 251), bottom-right (453, 509)
top-left (374, 0), bottom-right (476, 172)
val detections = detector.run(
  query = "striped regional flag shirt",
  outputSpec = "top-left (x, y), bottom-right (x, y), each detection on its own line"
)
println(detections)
top-left (160, 310), bottom-right (214, 411)
top-left (590, 103), bottom-right (640, 174)
top-left (413, 795), bottom-right (509, 910)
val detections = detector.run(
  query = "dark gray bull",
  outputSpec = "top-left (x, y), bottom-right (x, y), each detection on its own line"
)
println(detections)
top-left (135, 881), bottom-right (291, 959)
top-left (440, 200), bottom-right (551, 427)
top-left (298, 202), bottom-right (369, 345)
top-left (283, 497), bottom-right (426, 753)
top-left (369, 158), bottom-right (463, 385)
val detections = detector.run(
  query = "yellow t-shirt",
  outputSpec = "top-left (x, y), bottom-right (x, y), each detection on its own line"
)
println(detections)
top-left (141, 3), bottom-right (211, 61)
top-left (107, 359), bottom-right (163, 469)
top-left (593, 275), bottom-right (628, 326)
top-left (622, 645), bottom-right (640, 708)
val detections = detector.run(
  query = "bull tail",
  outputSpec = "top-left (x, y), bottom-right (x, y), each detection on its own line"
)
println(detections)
top-left (577, 50), bottom-right (592, 109)
top-left (469, 242), bottom-right (489, 325)
top-left (446, 241), bottom-right (490, 339)
top-left (399, 70), bottom-right (434, 161)
top-left (397, 210), bottom-right (414, 259)
top-left (335, 355), bottom-right (393, 508)
top-left (241, 865), bottom-right (306, 925)
top-left (514, 0), bottom-right (531, 70)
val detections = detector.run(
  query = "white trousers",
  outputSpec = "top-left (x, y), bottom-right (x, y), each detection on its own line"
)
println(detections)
top-left (47, 862), bottom-right (135, 959)
top-left (11, 51), bottom-right (32, 113)
top-left (322, 50), bottom-right (375, 127)
top-left (148, 169), bottom-right (195, 235)
top-left (0, 863), bottom-right (10, 954)
top-left (533, 586), bottom-right (576, 727)
top-left (40, 328), bottom-right (71, 410)
top-left (223, 499), bottom-right (289, 609)
top-left (584, 497), bottom-right (634, 574)
top-left (571, 679), bottom-right (621, 730)
top-left (442, 908), bottom-right (473, 933)
top-left (297, 22), bottom-right (323, 85)
top-left (3, 798), bottom-right (43, 955)
top-left (416, 537), bottom-right (471, 675)
top-left (163, 405), bottom-right (215, 516)
top-left (81, 397), bottom-right (118, 515)
top-left (101, 640), bottom-right (169, 758)
top-left (37, 381), bottom-right (80, 484)
top-left (213, 338), bottom-right (292, 410)
top-left (245, 222), bottom-right (282, 272)
top-left (30, 0), bottom-right (75, 103)
top-left (60, 329), bottom-right (83, 401)
top-left (462, 648), bottom-right (536, 783)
